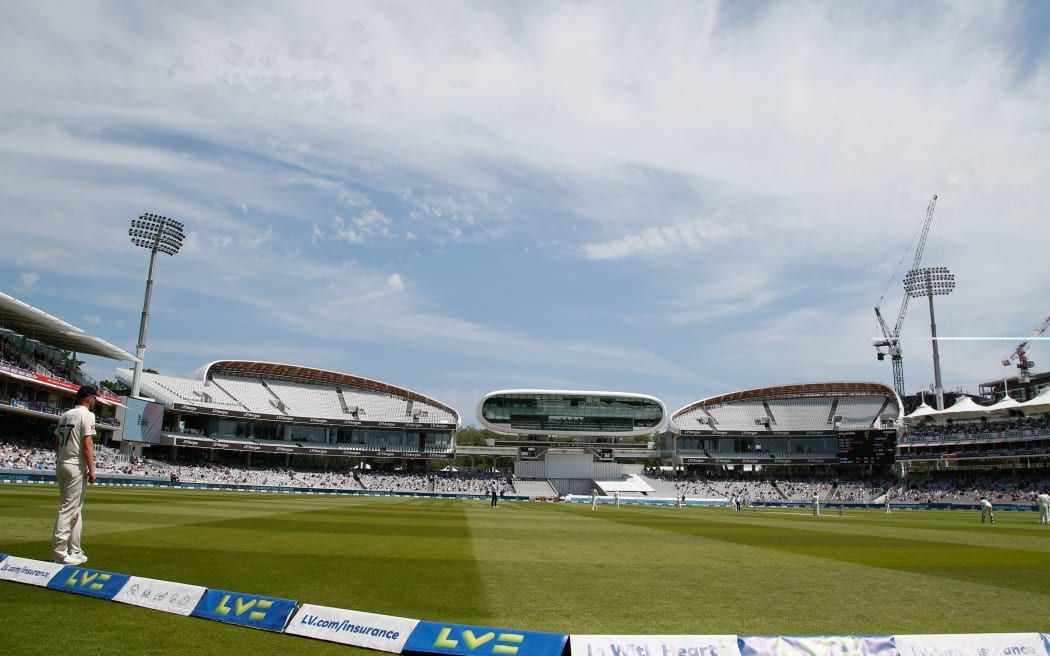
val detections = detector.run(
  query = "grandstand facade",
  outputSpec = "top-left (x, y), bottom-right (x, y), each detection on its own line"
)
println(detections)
top-left (113, 360), bottom-right (460, 464)
top-left (670, 382), bottom-right (902, 472)
top-left (898, 391), bottom-right (1050, 470)
top-left (0, 291), bottom-right (132, 436)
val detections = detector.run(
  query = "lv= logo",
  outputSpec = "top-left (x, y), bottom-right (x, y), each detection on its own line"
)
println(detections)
top-left (63, 570), bottom-right (111, 591)
top-left (214, 594), bottom-right (274, 622)
top-left (434, 628), bottom-right (525, 655)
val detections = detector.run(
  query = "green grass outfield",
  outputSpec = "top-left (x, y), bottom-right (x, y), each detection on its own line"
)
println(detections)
top-left (1, 485), bottom-right (1048, 655)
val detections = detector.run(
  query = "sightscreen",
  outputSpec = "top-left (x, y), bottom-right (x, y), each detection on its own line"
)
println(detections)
top-left (119, 397), bottom-right (165, 444)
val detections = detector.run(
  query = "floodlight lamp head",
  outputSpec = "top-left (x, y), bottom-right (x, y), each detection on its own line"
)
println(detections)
top-left (129, 212), bottom-right (185, 255)
top-left (903, 266), bottom-right (955, 298)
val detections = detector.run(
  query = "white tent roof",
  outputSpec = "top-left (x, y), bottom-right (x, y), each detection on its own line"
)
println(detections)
top-left (1018, 387), bottom-right (1050, 415)
top-left (904, 402), bottom-right (939, 421)
top-left (936, 395), bottom-right (989, 420)
top-left (984, 395), bottom-right (1022, 415)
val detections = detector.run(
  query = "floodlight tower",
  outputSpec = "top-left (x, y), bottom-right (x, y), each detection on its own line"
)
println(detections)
top-left (129, 213), bottom-right (185, 398)
top-left (904, 266), bottom-right (955, 410)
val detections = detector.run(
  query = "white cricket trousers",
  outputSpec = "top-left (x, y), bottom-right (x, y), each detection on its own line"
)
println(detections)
top-left (52, 462), bottom-right (87, 559)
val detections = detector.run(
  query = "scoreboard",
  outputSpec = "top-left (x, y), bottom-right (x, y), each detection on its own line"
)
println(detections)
top-left (837, 429), bottom-right (897, 465)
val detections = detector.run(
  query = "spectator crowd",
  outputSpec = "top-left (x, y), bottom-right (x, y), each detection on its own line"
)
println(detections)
top-left (1, 439), bottom-right (509, 495)
top-left (4, 438), bottom-right (1049, 505)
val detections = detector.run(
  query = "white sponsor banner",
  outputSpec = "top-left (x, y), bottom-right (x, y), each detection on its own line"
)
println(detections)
top-left (0, 556), bottom-right (64, 587)
top-left (114, 576), bottom-right (207, 616)
top-left (285, 603), bottom-right (419, 652)
top-left (739, 635), bottom-right (895, 656)
top-left (571, 634), bottom-right (741, 656)
top-left (895, 633), bottom-right (1048, 656)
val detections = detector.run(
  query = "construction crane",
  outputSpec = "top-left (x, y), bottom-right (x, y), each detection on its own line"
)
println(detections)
top-left (1002, 313), bottom-right (1050, 383)
top-left (873, 194), bottom-right (938, 398)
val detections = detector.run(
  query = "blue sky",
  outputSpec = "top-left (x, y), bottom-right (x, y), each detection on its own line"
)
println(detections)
top-left (2, 1), bottom-right (1049, 425)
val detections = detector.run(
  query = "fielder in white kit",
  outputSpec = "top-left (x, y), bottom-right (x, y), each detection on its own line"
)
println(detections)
top-left (51, 385), bottom-right (98, 565)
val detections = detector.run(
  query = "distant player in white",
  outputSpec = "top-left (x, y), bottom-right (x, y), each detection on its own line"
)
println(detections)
top-left (1037, 493), bottom-right (1050, 525)
top-left (52, 385), bottom-right (98, 564)
top-left (812, 493), bottom-right (820, 516)
top-left (979, 498), bottom-right (995, 524)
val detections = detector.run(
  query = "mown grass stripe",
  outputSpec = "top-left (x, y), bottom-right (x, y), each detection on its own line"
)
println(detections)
top-left (2, 486), bottom-right (1049, 656)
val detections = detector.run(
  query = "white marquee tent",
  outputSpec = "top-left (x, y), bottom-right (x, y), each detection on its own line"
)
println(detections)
top-left (1019, 387), bottom-right (1050, 415)
top-left (906, 390), bottom-right (1050, 423)
top-left (935, 396), bottom-right (989, 420)
top-left (984, 395), bottom-right (1022, 416)
top-left (904, 402), bottom-right (939, 421)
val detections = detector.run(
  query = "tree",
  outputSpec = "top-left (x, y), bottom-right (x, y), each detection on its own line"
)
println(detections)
top-left (59, 350), bottom-right (84, 375)
top-left (99, 379), bottom-right (128, 395)
top-left (455, 426), bottom-right (501, 446)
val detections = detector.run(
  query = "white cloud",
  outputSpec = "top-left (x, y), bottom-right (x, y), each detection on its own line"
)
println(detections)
top-left (353, 207), bottom-right (393, 236)
top-left (333, 224), bottom-right (364, 243)
top-left (320, 208), bottom-right (395, 244)
top-left (581, 216), bottom-right (745, 260)
top-left (18, 272), bottom-right (38, 289)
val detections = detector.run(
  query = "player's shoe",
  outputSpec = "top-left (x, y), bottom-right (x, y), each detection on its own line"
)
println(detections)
top-left (51, 553), bottom-right (83, 565)
top-left (70, 551), bottom-right (88, 564)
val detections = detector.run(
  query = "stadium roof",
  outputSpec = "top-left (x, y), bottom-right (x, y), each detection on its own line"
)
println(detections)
top-left (1020, 387), bottom-right (1050, 414)
top-left (0, 291), bottom-right (137, 362)
top-left (905, 402), bottom-right (939, 420)
top-left (194, 360), bottom-right (459, 420)
top-left (904, 394), bottom-right (1027, 422)
top-left (674, 381), bottom-right (898, 417)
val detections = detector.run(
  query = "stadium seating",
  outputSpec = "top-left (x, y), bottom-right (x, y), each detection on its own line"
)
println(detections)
top-left (134, 372), bottom-right (240, 408)
top-left (633, 475), bottom-right (686, 498)
top-left (836, 395), bottom-right (892, 428)
top-left (704, 402), bottom-right (771, 431)
top-left (766, 398), bottom-right (834, 429)
top-left (267, 381), bottom-right (344, 417)
top-left (115, 365), bottom-right (458, 426)
top-left (510, 479), bottom-right (559, 498)
top-left (210, 375), bottom-right (278, 413)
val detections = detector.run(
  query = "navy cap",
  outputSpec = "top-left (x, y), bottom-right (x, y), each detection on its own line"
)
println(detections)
top-left (75, 385), bottom-right (98, 400)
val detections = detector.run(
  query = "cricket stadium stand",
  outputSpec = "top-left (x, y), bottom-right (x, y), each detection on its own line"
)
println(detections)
top-left (669, 382), bottom-right (902, 471)
top-left (0, 291), bottom-right (135, 437)
top-left (112, 360), bottom-right (460, 464)
top-left (897, 388), bottom-right (1050, 469)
